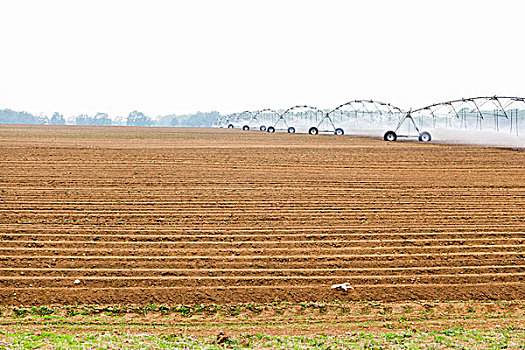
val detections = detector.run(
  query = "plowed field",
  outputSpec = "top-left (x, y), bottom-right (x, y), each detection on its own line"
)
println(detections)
top-left (0, 125), bottom-right (524, 305)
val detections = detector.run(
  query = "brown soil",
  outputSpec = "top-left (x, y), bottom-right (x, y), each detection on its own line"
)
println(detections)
top-left (0, 125), bottom-right (524, 305)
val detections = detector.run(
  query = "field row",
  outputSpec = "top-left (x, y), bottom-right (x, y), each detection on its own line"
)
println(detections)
top-left (0, 282), bottom-right (523, 305)
top-left (2, 236), bottom-right (523, 244)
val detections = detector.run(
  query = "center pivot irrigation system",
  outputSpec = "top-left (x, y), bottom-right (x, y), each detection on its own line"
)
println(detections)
top-left (214, 96), bottom-right (525, 142)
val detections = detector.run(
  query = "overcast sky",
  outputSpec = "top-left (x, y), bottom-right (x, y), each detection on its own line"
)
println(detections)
top-left (0, 0), bottom-right (523, 118)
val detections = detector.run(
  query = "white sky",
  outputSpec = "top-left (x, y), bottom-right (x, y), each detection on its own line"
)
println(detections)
top-left (0, 0), bottom-right (524, 118)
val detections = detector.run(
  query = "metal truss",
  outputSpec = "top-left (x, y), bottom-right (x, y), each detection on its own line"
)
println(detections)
top-left (323, 100), bottom-right (405, 136)
top-left (266, 105), bottom-right (325, 134)
top-left (388, 96), bottom-right (525, 142)
top-left (223, 96), bottom-right (525, 144)
top-left (233, 111), bottom-right (254, 130)
top-left (240, 109), bottom-right (280, 131)
top-left (215, 113), bottom-right (240, 129)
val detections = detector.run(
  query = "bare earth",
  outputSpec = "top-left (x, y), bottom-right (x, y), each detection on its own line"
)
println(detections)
top-left (0, 125), bottom-right (523, 347)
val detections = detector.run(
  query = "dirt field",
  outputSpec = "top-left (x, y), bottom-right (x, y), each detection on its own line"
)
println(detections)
top-left (0, 125), bottom-right (524, 306)
top-left (0, 125), bottom-right (524, 347)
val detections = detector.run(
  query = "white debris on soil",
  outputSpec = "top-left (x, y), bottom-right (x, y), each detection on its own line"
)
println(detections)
top-left (74, 279), bottom-right (81, 285)
top-left (331, 282), bottom-right (354, 291)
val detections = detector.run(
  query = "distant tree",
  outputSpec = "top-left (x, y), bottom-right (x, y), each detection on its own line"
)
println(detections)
top-left (37, 113), bottom-right (49, 125)
top-left (0, 109), bottom-right (45, 124)
top-left (49, 112), bottom-right (65, 125)
top-left (113, 116), bottom-right (126, 126)
top-left (169, 116), bottom-right (180, 126)
top-left (164, 111), bottom-right (221, 127)
top-left (0, 108), bottom-right (225, 127)
top-left (74, 114), bottom-right (90, 125)
top-left (73, 113), bottom-right (113, 125)
top-left (127, 110), bottom-right (153, 126)
top-left (93, 112), bottom-right (112, 125)
top-left (156, 114), bottom-right (176, 126)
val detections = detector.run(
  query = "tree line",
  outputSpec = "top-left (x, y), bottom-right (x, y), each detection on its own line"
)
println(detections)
top-left (0, 109), bottom-right (221, 127)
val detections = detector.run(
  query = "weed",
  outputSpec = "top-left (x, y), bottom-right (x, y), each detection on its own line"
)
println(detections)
top-left (12, 307), bottom-right (28, 318)
top-left (30, 306), bottom-right (54, 316)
